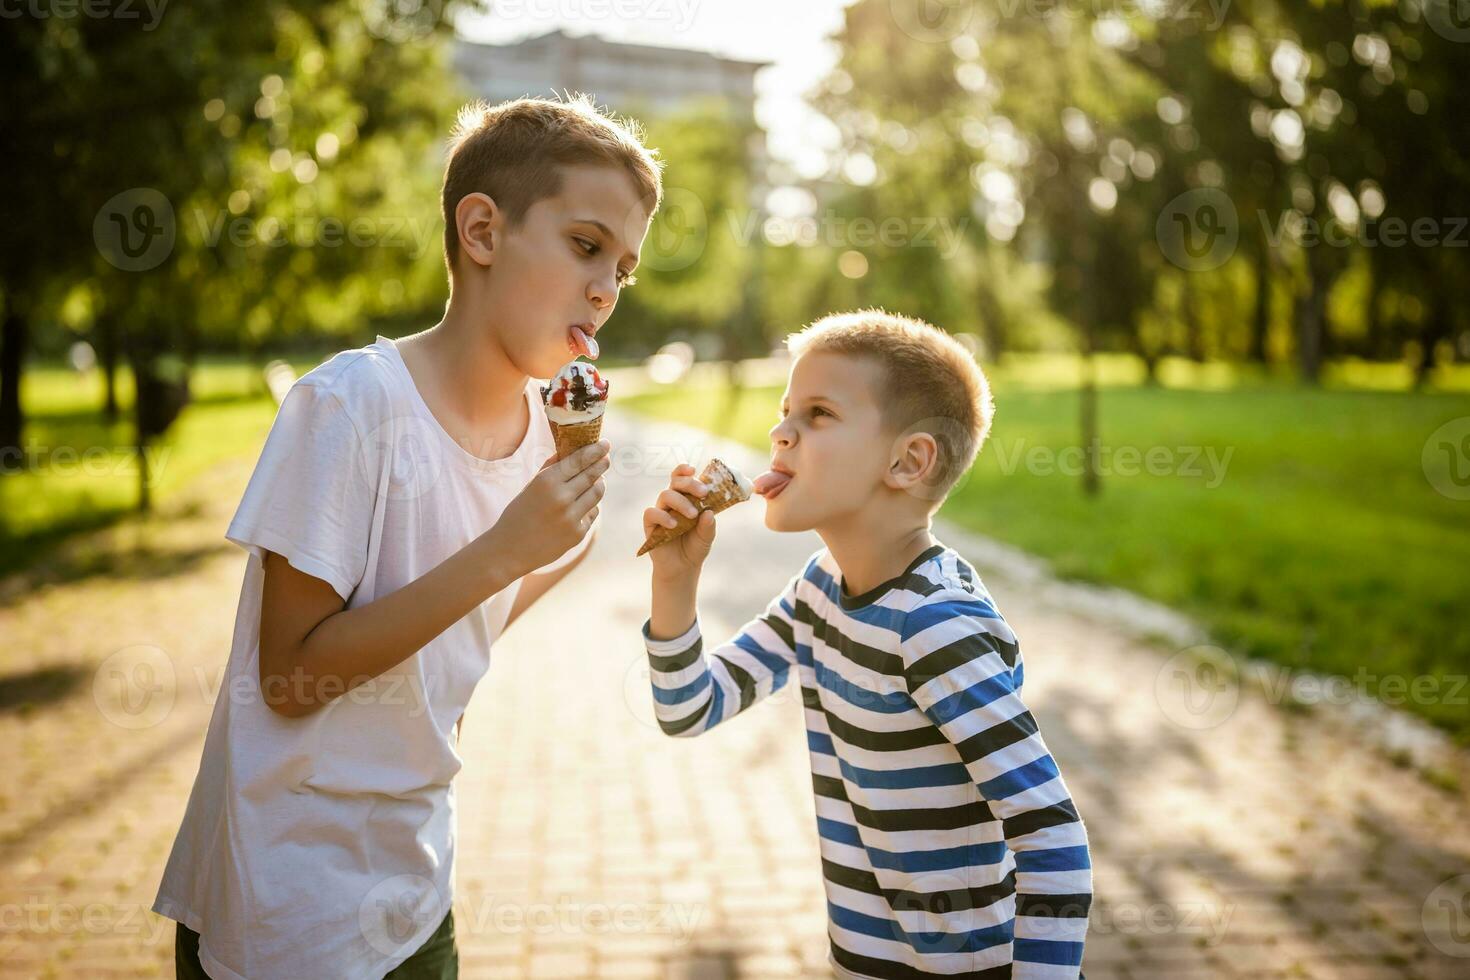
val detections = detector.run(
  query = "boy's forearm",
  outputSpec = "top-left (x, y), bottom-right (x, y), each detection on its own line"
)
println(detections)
top-left (649, 569), bottom-right (699, 641)
top-left (281, 528), bottom-right (527, 716)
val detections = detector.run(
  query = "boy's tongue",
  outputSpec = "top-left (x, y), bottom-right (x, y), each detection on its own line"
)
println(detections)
top-left (752, 470), bottom-right (791, 497)
top-left (568, 325), bottom-right (599, 360)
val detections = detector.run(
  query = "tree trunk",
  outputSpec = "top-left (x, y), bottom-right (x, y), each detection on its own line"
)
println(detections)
top-left (1414, 300), bottom-right (1450, 389)
top-left (1182, 275), bottom-right (1206, 362)
top-left (1295, 249), bottom-right (1334, 385)
top-left (1249, 246), bottom-right (1271, 363)
top-left (977, 249), bottom-right (1008, 360)
top-left (0, 307), bottom-right (27, 465)
top-left (97, 312), bottom-right (120, 424)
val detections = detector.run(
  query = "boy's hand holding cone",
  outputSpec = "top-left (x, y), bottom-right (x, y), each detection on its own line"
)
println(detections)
top-left (639, 458), bottom-right (753, 568)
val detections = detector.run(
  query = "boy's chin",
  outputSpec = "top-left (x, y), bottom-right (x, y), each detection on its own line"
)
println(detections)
top-left (762, 503), bottom-right (812, 533)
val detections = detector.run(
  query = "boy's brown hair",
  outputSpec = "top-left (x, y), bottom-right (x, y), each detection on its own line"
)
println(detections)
top-left (441, 94), bottom-right (664, 274)
top-left (786, 309), bottom-right (994, 500)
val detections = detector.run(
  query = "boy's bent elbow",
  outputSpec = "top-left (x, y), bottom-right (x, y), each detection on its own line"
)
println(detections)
top-left (258, 644), bottom-right (314, 719)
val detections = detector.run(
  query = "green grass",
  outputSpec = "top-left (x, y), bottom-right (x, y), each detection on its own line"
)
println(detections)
top-left (624, 355), bottom-right (1470, 741)
top-left (0, 357), bottom-right (320, 579)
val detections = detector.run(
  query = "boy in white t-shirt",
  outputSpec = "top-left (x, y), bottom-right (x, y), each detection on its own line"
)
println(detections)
top-left (151, 95), bottom-right (663, 979)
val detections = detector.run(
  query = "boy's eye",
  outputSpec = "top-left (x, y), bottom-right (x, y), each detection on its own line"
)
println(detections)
top-left (811, 407), bottom-right (830, 418)
top-left (575, 237), bottom-right (636, 287)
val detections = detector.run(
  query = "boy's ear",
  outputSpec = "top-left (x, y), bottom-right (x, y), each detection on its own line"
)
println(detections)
top-left (885, 431), bottom-right (940, 494)
top-left (455, 192), bottom-right (502, 270)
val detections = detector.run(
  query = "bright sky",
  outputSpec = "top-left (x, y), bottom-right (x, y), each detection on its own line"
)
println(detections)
top-left (454, 0), bottom-right (857, 178)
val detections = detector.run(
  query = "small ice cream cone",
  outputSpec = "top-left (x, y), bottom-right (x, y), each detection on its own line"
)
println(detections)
top-left (637, 458), bottom-right (753, 557)
top-left (542, 361), bottom-right (609, 460)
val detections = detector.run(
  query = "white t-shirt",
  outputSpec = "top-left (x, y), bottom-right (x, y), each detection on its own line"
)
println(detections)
top-left (152, 336), bottom-right (593, 979)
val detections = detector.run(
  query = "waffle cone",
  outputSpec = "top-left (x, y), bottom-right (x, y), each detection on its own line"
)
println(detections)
top-left (549, 415), bottom-right (603, 459)
top-left (637, 458), bottom-right (751, 557)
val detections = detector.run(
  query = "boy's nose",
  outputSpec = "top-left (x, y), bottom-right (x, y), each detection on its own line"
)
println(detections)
top-left (587, 274), bottom-right (615, 310)
top-left (769, 419), bottom-right (795, 447)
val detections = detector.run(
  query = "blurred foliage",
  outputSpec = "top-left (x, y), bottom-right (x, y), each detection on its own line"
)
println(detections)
top-left (1, 0), bottom-right (473, 500)
top-left (805, 0), bottom-right (1469, 383)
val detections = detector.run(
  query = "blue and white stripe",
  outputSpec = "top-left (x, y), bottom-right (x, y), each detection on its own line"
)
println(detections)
top-left (643, 544), bottom-right (1092, 978)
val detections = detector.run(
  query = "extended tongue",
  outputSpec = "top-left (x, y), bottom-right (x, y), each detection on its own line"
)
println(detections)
top-left (752, 471), bottom-right (791, 496)
top-left (568, 326), bottom-right (599, 360)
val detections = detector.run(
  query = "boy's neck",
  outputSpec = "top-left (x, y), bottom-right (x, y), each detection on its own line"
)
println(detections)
top-left (409, 295), bottom-right (528, 427)
top-left (820, 513), bottom-right (937, 601)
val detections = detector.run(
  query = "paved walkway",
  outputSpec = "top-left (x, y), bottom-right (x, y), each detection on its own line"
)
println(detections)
top-left (0, 411), bottom-right (1468, 978)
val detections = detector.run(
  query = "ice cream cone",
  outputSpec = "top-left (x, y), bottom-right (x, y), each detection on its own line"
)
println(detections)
top-left (637, 458), bottom-right (753, 557)
top-left (542, 361), bottom-right (609, 459)
top-left (550, 416), bottom-right (603, 460)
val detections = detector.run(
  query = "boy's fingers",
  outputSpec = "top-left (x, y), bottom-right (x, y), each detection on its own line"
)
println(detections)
top-left (671, 475), bottom-right (708, 498)
top-left (642, 506), bottom-right (678, 530)
top-left (656, 488), bottom-right (699, 519)
top-left (571, 476), bottom-right (606, 516)
top-left (566, 456), bottom-right (610, 496)
top-left (556, 440), bottom-right (610, 479)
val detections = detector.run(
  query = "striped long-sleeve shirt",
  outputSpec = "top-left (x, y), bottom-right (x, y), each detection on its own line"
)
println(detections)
top-left (642, 543), bottom-right (1092, 979)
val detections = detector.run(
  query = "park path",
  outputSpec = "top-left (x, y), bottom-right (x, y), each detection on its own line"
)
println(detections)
top-left (0, 408), bottom-right (1468, 978)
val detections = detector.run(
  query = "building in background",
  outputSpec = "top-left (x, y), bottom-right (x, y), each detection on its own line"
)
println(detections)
top-left (454, 29), bottom-right (767, 123)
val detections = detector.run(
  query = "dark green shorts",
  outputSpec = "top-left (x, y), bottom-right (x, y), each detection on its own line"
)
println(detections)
top-left (174, 909), bottom-right (457, 979)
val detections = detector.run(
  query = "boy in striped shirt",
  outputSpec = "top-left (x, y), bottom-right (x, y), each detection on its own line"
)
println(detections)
top-left (640, 309), bottom-right (1092, 978)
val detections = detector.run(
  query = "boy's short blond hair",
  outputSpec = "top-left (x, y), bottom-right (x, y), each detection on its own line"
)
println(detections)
top-left (786, 309), bottom-right (994, 499)
top-left (441, 94), bottom-right (664, 274)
